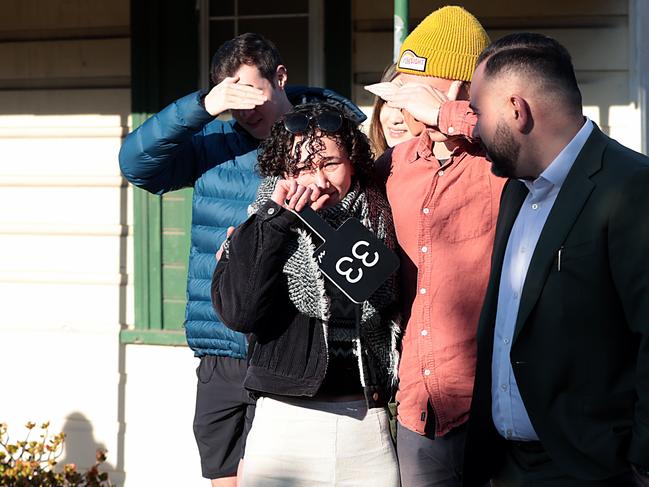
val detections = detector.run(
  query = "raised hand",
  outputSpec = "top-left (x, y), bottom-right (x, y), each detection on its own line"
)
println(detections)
top-left (271, 179), bottom-right (331, 212)
top-left (203, 76), bottom-right (268, 116)
top-left (365, 80), bottom-right (463, 130)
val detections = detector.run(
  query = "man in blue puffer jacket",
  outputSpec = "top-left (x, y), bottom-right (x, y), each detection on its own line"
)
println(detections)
top-left (119, 33), bottom-right (365, 486)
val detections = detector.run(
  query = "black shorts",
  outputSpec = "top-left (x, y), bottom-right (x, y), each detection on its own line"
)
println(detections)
top-left (193, 355), bottom-right (255, 479)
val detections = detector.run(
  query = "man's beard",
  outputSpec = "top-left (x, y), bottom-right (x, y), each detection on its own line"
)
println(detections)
top-left (485, 122), bottom-right (520, 179)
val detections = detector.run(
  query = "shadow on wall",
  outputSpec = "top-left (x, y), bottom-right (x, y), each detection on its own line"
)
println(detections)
top-left (59, 412), bottom-right (124, 486)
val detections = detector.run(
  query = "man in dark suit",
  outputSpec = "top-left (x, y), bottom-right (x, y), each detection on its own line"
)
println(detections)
top-left (463, 33), bottom-right (649, 487)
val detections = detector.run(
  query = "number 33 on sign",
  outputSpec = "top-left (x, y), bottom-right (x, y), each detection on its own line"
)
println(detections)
top-left (292, 206), bottom-right (400, 303)
top-left (334, 241), bottom-right (379, 284)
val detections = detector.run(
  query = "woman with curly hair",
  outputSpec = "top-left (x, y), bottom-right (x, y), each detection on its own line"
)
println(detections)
top-left (211, 102), bottom-right (401, 486)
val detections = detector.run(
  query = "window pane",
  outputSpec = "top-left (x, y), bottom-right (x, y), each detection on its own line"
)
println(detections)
top-left (210, 0), bottom-right (234, 17)
top-left (209, 20), bottom-right (236, 81)
top-left (238, 17), bottom-right (309, 86)
top-left (238, 0), bottom-right (307, 16)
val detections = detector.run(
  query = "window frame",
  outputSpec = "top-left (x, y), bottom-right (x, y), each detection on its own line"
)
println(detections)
top-left (198, 0), bottom-right (324, 90)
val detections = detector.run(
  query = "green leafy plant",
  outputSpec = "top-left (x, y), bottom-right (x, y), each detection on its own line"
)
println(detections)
top-left (0, 422), bottom-right (112, 486)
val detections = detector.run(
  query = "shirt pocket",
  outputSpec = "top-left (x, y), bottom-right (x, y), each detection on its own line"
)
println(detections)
top-left (434, 170), bottom-right (493, 243)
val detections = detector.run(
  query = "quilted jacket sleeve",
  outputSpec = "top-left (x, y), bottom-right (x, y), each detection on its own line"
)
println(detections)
top-left (118, 90), bottom-right (216, 194)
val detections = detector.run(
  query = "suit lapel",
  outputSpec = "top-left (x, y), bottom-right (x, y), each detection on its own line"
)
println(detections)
top-left (512, 126), bottom-right (609, 342)
top-left (476, 179), bottom-right (527, 350)
top-left (492, 180), bottom-right (528, 275)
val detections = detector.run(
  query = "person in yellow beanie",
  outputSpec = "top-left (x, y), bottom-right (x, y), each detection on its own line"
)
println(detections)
top-left (365, 6), bottom-right (505, 486)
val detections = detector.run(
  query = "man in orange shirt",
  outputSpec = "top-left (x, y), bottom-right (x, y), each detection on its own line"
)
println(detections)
top-left (366, 6), bottom-right (505, 486)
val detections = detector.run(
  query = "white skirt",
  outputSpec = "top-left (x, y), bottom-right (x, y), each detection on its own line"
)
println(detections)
top-left (241, 396), bottom-right (400, 486)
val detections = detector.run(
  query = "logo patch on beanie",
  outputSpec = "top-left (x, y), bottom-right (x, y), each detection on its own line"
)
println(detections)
top-left (398, 50), bottom-right (427, 72)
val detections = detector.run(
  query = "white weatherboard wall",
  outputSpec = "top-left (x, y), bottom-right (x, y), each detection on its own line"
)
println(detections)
top-left (0, 2), bottom-right (204, 486)
top-left (0, 110), bottom-right (128, 486)
top-left (122, 346), bottom-right (203, 487)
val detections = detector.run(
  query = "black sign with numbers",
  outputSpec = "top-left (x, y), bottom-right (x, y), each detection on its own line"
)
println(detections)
top-left (291, 206), bottom-right (400, 303)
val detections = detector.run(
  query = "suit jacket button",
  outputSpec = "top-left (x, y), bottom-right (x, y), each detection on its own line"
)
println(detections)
top-left (372, 392), bottom-right (379, 401)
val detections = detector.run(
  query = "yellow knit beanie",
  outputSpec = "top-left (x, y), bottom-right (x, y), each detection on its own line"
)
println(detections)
top-left (396, 5), bottom-right (490, 81)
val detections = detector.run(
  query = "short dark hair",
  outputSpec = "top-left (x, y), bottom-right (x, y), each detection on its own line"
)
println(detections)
top-left (210, 33), bottom-right (284, 86)
top-left (257, 102), bottom-right (375, 185)
top-left (477, 33), bottom-right (582, 109)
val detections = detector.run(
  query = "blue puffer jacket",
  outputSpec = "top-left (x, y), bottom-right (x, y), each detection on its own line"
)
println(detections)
top-left (119, 87), bottom-right (366, 358)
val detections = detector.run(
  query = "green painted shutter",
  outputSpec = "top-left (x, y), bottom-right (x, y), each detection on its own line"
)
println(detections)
top-left (161, 188), bottom-right (193, 331)
top-left (121, 0), bottom-right (198, 346)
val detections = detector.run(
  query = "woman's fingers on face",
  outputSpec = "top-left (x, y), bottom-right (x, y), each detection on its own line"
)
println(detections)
top-left (294, 187), bottom-right (314, 211)
top-left (310, 193), bottom-right (331, 211)
top-left (308, 184), bottom-right (322, 202)
top-left (277, 180), bottom-right (296, 206)
top-left (284, 179), bottom-right (298, 202)
top-left (271, 181), bottom-right (289, 205)
top-left (286, 184), bottom-right (306, 210)
top-left (278, 181), bottom-right (329, 212)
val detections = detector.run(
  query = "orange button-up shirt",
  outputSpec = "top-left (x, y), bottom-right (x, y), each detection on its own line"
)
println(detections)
top-left (387, 102), bottom-right (505, 436)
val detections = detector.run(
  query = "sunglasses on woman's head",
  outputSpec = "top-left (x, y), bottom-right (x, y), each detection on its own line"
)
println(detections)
top-left (283, 111), bottom-right (343, 134)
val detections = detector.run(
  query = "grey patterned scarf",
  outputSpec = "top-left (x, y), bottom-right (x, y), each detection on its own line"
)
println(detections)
top-left (248, 176), bottom-right (402, 385)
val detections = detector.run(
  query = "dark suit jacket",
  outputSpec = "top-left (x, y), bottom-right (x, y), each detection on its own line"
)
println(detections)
top-left (463, 126), bottom-right (649, 486)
